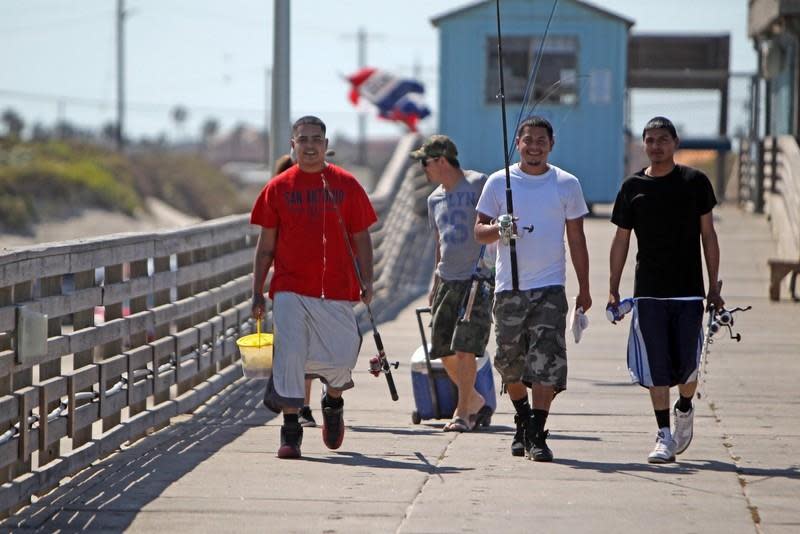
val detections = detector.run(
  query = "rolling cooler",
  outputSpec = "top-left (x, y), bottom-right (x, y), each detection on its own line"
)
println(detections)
top-left (410, 306), bottom-right (497, 425)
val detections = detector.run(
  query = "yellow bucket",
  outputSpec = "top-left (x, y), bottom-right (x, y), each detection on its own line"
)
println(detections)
top-left (236, 320), bottom-right (274, 379)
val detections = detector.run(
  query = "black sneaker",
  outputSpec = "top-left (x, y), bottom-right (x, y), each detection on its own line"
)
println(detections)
top-left (298, 406), bottom-right (317, 427)
top-left (511, 414), bottom-right (526, 457)
top-left (321, 396), bottom-right (345, 450)
top-left (528, 429), bottom-right (554, 462)
top-left (277, 423), bottom-right (303, 459)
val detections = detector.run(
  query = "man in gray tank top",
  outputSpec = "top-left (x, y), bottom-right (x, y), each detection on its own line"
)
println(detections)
top-left (410, 135), bottom-right (493, 432)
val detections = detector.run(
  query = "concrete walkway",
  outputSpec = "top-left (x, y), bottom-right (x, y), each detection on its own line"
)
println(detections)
top-left (5, 205), bottom-right (799, 533)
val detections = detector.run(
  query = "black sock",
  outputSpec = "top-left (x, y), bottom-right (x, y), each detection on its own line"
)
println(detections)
top-left (676, 395), bottom-right (693, 413)
top-left (322, 394), bottom-right (344, 409)
top-left (531, 409), bottom-right (549, 431)
top-left (284, 413), bottom-right (299, 425)
top-left (512, 397), bottom-right (531, 418)
top-left (655, 409), bottom-right (670, 430)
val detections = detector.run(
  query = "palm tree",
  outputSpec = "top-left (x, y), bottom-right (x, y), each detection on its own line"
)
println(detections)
top-left (200, 117), bottom-right (219, 152)
top-left (170, 105), bottom-right (189, 143)
top-left (1, 108), bottom-right (25, 140)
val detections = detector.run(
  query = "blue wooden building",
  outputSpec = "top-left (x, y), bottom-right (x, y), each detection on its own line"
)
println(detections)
top-left (432, 0), bottom-right (633, 204)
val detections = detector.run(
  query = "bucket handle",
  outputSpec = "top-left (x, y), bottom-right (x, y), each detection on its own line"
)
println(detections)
top-left (256, 317), bottom-right (262, 348)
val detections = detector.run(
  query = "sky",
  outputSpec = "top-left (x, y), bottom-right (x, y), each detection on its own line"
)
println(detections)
top-left (0, 0), bottom-right (756, 143)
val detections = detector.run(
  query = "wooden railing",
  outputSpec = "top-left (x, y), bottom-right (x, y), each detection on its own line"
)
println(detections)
top-left (0, 134), bottom-right (436, 516)
top-left (761, 136), bottom-right (800, 300)
top-left (0, 216), bottom-right (259, 515)
top-left (737, 136), bottom-right (765, 213)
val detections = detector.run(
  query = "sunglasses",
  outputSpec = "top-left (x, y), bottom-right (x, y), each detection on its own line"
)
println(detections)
top-left (421, 156), bottom-right (439, 168)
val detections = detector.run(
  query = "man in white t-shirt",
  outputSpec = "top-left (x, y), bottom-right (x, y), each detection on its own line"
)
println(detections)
top-left (475, 116), bottom-right (591, 462)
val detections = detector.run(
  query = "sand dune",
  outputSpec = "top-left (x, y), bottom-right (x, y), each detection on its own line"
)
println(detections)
top-left (0, 198), bottom-right (202, 249)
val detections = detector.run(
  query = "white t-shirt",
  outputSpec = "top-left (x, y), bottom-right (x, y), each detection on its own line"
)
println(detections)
top-left (476, 163), bottom-right (588, 292)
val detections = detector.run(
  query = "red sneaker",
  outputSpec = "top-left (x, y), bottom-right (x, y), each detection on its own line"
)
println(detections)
top-left (277, 423), bottom-right (303, 459)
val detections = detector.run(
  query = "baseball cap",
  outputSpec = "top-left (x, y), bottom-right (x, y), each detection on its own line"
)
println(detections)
top-left (410, 135), bottom-right (458, 161)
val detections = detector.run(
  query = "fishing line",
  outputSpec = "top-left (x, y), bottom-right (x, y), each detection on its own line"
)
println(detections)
top-left (507, 0), bottom-right (560, 162)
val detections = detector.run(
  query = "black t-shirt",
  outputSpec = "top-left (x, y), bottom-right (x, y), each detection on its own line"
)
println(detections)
top-left (611, 165), bottom-right (717, 298)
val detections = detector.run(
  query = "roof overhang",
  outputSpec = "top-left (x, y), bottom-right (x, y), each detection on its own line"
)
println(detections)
top-left (431, 0), bottom-right (634, 28)
top-left (749, 0), bottom-right (800, 37)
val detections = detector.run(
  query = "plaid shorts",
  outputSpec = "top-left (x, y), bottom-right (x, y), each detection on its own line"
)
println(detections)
top-left (493, 285), bottom-right (568, 391)
top-left (430, 279), bottom-right (492, 359)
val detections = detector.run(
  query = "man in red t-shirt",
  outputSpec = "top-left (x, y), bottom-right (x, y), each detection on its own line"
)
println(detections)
top-left (250, 116), bottom-right (377, 459)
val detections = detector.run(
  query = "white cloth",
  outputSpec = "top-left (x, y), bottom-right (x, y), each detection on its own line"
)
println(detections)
top-left (476, 164), bottom-right (588, 292)
top-left (569, 299), bottom-right (589, 343)
top-left (271, 292), bottom-right (362, 399)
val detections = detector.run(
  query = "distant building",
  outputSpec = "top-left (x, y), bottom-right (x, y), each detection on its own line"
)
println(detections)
top-left (432, 0), bottom-right (632, 205)
top-left (749, 1), bottom-right (800, 137)
top-left (205, 125), bottom-right (268, 165)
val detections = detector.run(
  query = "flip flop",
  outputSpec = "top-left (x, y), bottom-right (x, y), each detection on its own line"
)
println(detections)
top-left (443, 417), bottom-right (471, 432)
top-left (469, 405), bottom-right (493, 430)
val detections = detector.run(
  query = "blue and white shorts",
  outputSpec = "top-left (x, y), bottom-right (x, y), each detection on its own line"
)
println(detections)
top-left (627, 298), bottom-right (704, 388)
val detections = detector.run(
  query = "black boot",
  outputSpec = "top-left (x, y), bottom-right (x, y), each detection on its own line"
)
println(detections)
top-left (511, 414), bottom-right (526, 457)
top-left (527, 415), bottom-right (553, 462)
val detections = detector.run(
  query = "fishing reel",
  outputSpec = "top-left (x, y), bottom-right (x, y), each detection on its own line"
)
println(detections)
top-left (497, 214), bottom-right (534, 246)
top-left (369, 355), bottom-right (400, 377)
top-left (707, 305), bottom-right (752, 341)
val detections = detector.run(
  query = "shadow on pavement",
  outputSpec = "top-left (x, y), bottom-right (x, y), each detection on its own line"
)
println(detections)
top-left (557, 457), bottom-right (800, 479)
top-left (302, 451), bottom-right (474, 476)
top-left (349, 425), bottom-right (445, 436)
top-left (489, 425), bottom-right (602, 442)
top-left (4, 380), bottom-right (274, 532)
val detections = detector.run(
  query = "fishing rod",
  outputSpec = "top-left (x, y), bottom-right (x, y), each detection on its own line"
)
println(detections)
top-left (507, 0), bottom-right (560, 163)
top-left (321, 173), bottom-right (399, 401)
top-left (697, 301), bottom-right (751, 399)
top-left (459, 245), bottom-right (491, 322)
top-left (494, 0), bottom-right (520, 290)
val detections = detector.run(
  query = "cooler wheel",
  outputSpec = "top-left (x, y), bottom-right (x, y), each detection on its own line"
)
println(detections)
top-left (411, 411), bottom-right (421, 425)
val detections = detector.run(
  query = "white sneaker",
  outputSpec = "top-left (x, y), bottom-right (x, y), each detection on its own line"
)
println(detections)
top-left (673, 400), bottom-right (694, 455)
top-left (647, 430), bottom-right (676, 464)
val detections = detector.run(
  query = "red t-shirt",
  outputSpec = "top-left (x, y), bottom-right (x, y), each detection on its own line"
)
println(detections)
top-left (250, 164), bottom-right (377, 301)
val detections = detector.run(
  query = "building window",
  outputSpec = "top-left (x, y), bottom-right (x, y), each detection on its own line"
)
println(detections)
top-left (486, 36), bottom-right (578, 105)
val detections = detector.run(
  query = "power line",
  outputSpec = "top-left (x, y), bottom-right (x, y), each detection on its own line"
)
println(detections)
top-left (0, 89), bottom-right (264, 115)
top-left (0, 9), bottom-right (114, 33)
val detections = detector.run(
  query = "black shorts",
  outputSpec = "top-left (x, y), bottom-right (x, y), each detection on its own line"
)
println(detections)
top-left (627, 299), bottom-right (704, 388)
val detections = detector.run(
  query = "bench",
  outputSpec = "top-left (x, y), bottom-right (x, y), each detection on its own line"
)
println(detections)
top-left (767, 259), bottom-right (800, 301)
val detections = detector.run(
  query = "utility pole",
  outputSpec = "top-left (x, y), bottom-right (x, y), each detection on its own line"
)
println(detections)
top-left (116, 0), bottom-right (125, 151)
top-left (342, 27), bottom-right (382, 166)
top-left (412, 56), bottom-right (422, 80)
top-left (265, 67), bottom-right (271, 167)
top-left (269, 0), bottom-right (291, 172)
top-left (356, 27), bottom-right (367, 166)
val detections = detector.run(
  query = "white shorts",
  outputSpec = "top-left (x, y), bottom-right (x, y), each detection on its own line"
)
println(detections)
top-left (263, 292), bottom-right (362, 411)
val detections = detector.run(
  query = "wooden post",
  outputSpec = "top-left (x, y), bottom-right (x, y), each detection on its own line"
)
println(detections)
top-left (0, 286), bottom-right (12, 512)
top-left (37, 275), bottom-right (62, 470)
top-left (11, 281), bottom-right (33, 481)
top-left (127, 259), bottom-right (148, 431)
top-left (176, 251), bottom-right (194, 396)
top-left (100, 264), bottom-right (123, 432)
top-left (71, 269), bottom-right (95, 447)
top-left (151, 255), bottom-right (171, 433)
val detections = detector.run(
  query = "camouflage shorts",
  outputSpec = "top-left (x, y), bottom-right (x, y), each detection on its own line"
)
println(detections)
top-left (430, 279), bottom-right (492, 359)
top-left (493, 285), bottom-right (568, 391)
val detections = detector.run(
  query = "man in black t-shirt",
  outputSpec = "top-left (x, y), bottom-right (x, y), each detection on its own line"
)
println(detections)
top-left (608, 116), bottom-right (724, 464)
